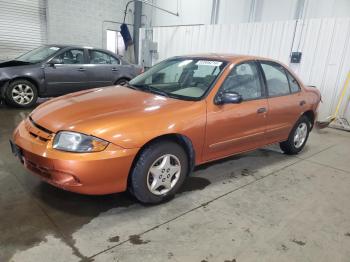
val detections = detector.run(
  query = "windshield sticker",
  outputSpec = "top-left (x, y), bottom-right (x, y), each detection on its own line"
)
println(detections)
top-left (196, 60), bottom-right (222, 66)
top-left (49, 47), bottom-right (60, 51)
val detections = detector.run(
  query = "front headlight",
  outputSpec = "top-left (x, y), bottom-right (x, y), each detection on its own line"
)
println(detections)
top-left (53, 131), bottom-right (109, 153)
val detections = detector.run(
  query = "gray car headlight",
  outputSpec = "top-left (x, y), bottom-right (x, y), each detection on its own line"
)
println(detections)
top-left (53, 131), bottom-right (109, 153)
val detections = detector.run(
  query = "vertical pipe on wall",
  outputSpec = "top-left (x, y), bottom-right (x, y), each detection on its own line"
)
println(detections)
top-left (211, 0), bottom-right (220, 24)
top-left (294, 0), bottom-right (306, 19)
top-left (248, 0), bottom-right (263, 22)
top-left (248, 0), bottom-right (256, 22)
top-left (134, 0), bottom-right (142, 63)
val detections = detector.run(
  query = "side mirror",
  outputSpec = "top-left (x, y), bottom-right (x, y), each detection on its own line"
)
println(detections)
top-left (48, 57), bottom-right (62, 66)
top-left (215, 91), bottom-right (242, 105)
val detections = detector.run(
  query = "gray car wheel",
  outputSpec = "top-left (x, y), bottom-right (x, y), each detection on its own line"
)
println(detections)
top-left (115, 78), bottom-right (129, 86)
top-left (5, 80), bottom-right (38, 108)
top-left (129, 141), bottom-right (189, 204)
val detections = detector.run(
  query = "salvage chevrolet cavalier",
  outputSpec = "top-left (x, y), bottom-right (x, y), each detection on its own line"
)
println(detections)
top-left (11, 54), bottom-right (321, 204)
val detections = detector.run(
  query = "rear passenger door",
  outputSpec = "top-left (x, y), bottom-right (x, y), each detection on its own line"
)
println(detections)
top-left (87, 50), bottom-right (121, 88)
top-left (259, 61), bottom-right (305, 143)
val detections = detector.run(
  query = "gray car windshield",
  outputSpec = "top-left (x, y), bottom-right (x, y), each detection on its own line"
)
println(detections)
top-left (129, 58), bottom-right (227, 100)
top-left (16, 46), bottom-right (61, 63)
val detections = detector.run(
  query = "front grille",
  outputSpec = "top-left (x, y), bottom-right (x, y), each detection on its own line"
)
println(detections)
top-left (29, 131), bottom-right (49, 142)
top-left (25, 116), bottom-right (53, 142)
top-left (29, 116), bottom-right (53, 134)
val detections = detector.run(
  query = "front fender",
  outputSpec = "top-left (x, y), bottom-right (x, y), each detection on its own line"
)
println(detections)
top-left (0, 64), bottom-right (46, 97)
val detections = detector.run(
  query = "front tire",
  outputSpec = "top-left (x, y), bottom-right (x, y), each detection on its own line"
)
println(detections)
top-left (5, 80), bottom-right (38, 108)
top-left (280, 115), bottom-right (310, 155)
top-left (129, 141), bottom-right (189, 204)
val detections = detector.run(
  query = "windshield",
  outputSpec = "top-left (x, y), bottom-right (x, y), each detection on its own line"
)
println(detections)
top-left (16, 46), bottom-right (61, 63)
top-left (129, 58), bottom-right (227, 100)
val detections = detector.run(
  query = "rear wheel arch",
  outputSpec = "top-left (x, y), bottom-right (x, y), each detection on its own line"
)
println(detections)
top-left (114, 77), bottom-right (131, 85)
top-left (280, 115), bottom-right (310, 155)
top-left (302, 110), bottom-right (315, 129)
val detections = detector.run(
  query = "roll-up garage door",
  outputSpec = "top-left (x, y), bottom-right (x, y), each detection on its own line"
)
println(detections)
top-left (0, 0), bottom-right (47, 61)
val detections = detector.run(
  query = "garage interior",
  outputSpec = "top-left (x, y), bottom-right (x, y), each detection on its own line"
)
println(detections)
top-left (1, 0), bottom-right (350, 261)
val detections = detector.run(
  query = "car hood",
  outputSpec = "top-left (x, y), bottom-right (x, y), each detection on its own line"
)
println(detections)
top-left (0, 60), bottom-right (33, 68)
top-left (31, 86), bottom-right (197, 148)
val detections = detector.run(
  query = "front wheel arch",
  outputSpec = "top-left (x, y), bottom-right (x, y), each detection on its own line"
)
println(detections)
top-left (2, 77), bottom-right (40, 98)
top-left (9, 77), bottom-right (40, 91)
top-left (5, 78), bottom-right (39, 107)
top-left (128, 134), bottom-right (196, 187)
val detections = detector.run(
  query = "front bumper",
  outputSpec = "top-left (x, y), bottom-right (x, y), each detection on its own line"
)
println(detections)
top-left (11, 119), bottom-right (139, 195)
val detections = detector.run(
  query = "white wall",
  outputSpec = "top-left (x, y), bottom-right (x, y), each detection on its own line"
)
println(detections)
top-left (258, 0), bottom-right (298, 22)
top-left (46, 0), bottom-right (134, 48)
top-left (305, 0), bottom-right (350, 19)
top-left (143, 0), bottom-right (350, 27)
top-left (216, 0), bottom-right (252, 24)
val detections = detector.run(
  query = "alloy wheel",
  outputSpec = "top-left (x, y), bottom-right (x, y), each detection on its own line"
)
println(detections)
top-left (11, 84), bottom-right (34, 105)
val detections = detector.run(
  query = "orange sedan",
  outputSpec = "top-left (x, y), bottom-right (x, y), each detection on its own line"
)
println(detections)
top-left (11, 54), bottom-right (321, 203)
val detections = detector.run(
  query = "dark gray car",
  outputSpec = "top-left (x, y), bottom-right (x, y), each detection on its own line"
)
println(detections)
top-left (0, 45), bottom-right (142, 108)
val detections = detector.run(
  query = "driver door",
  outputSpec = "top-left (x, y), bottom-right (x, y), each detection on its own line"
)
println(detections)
top-left (203, 61), bottom-right (268, 161)
top-left (44, 48), bottom-right (89, 96)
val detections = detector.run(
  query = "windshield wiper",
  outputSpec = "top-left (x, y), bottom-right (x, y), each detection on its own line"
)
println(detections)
top-left (132, 84), bottom-right (169, 97)
top-left (122, 82), bottom-right (138, 90)
top-left (13, 60), bottom-right (33, 64)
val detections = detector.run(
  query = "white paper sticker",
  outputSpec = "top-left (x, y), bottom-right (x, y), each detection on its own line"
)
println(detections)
top-left (49, 47), bottom-right (60, 51)
top-left (196, 60), bottom-right (223, 66)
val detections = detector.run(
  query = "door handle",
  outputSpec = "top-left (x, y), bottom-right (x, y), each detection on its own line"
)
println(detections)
top-left (257, 107), bottom-right (267, 114)
top-left (112, 68), bottom-right (118, 71)
top-left (299, 100), bottom-right (306, 106)
top-left (78, 68), bottom-right (86, 71)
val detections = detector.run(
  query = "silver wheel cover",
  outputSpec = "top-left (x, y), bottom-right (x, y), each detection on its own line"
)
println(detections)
top-left (147, 154), bottom-right (181, 195)
top-left (294, 122), bottom-right (308, 148)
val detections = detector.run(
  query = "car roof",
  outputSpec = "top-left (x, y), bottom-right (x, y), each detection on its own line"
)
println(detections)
top-left (45, 44), bottom-right (112, 52)
top-left (176, 53), bottom-right (274, 63)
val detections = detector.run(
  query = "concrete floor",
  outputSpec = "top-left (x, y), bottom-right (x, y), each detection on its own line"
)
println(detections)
top-left (1, 103), bottom-right (350, 262)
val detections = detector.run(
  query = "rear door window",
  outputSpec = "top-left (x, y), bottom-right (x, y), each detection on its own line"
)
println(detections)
top-left (260, 62), bottom-right (290, 96)
top-left (286, 71), bottom-right (301, 93)
top-left (89, 50), bottom-right (117, 64)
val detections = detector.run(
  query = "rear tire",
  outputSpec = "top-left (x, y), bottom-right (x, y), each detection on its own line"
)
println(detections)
top-left (280, 115), bottom-right (310, 155)
top-left (129, 141), bottom-right (189, 204)
top-left (5, 80), bottom-right (38, 108)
